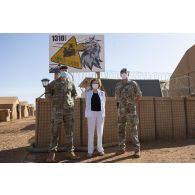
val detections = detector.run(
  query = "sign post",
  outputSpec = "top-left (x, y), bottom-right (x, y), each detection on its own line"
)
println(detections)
top-left (96, 72), bottom-right (100, 79)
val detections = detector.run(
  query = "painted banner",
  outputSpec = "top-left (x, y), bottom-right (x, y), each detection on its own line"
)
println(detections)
top-left (49, 34), bottom-right (105, 73)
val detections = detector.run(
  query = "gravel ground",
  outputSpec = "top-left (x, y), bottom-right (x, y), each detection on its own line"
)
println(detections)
top-left (1, 117), bottom-right (195, 163)
top-left (0, 117), bottom-right (35, 163)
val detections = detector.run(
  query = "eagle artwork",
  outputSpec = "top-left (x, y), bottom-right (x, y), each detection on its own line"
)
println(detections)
top-left (80, 36), bottom-right (103, 70)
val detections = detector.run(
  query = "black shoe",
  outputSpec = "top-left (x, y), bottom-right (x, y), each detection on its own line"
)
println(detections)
top-left (86, 153), bottom-right (93, 158)
top-left (98, 151), bottom-right (105, 156)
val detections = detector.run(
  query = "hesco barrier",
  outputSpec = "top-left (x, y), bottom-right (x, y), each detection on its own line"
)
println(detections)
top-left (139, 97), bottom-right (155, 141)
top-left (186, 97), bottom-right (195, 138)
top-left (172, 97), bottom-right (186, 140)
top-left (155, 97), bottom-right (173, 140)
top-left (34, 97), bottom-right (195, 150)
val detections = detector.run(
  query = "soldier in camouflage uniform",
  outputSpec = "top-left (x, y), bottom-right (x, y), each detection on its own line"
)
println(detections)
top-left (45, 65), bottom-right (79, 162)
top-left (115, 68), bottom-right (142, 158)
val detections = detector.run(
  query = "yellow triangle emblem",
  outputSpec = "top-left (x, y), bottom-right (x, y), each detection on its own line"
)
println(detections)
top-left (51, 36), bottom-right (82, 69)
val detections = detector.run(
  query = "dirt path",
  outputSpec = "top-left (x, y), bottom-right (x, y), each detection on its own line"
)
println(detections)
top-left (24, 140), bottom-right (195, 163)
top-left (1, 118), bottom-right (195, 163)
top-left (0, 117), bottom-right (35, 162)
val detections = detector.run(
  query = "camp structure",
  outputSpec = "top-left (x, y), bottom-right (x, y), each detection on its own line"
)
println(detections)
top-left (0, 109), bottom-right (11, 122)
top-left (169, 44), bottom-right (195, 97)
top-left (19, 101), bottom-right (29, 118)
top-left (28, 104), bottom-right (35, 117)
top-left (79, 78), bottom-right (162, 97)
top-left (0, 96), bottom-right (21, 120)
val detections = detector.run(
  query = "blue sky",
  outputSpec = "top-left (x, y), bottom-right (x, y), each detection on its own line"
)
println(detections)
top-left (1, 33), bottom-right (195, 105)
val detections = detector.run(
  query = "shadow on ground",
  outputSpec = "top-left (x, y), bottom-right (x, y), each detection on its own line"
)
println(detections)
top-left (28, 136), bottom-right (35, 144)
top-left (1, 139), bottom-right (195, 163)
top-left (0, 147), bottom-right (28, 163)
top-left (140, 139), bottom-right (195, 150)
top-left (25, 139), bottom-right (195, 163)
top-left (21, 124), bottom-right (35, 131)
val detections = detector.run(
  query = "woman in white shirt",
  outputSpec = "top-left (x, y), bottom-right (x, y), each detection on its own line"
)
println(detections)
top-left (85, 79), bottom-right (106, 158)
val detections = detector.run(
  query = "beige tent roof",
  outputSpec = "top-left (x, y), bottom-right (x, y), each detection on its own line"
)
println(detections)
top-left (171, 45), bottom-right (195, 78)
top-left (19, 101), bottom-right (29, 106)
top-left (0, 96), bottom-right (19, 104)
top-left (79, 77), bottom-right (93, 88)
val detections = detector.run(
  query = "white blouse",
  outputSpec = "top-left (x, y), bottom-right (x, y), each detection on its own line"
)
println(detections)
top-left (85, 89), bottom-right (106, 118)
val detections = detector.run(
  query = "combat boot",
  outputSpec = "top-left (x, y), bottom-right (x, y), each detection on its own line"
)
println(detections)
top-left (67, 151), bottom-right (80, 160)
top-left (46, 151), bottom-right (56, 163)
top-left (133, 150), bottom-right (140, 158)
top-left (115, 148), bottom-right (126, 155)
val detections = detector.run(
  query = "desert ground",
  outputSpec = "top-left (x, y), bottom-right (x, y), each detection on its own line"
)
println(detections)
top-left (1, 117), bottom-right (195, 163)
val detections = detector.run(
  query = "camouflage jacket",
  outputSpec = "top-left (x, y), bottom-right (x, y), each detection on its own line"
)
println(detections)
top-left (45, 78), bottom-right (77, 109)
top-left (115, 80), bottom-right (142, 107)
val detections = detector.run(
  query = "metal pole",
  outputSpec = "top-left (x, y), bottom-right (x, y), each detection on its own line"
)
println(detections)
top-left (96, 72), bottom-right (100, 79)
top-left (54, 73), bottom-right (58, 80)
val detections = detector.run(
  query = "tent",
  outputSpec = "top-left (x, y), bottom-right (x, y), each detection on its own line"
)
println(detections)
top-left (0, 109), bottom-right (10, 122)
top-left (170, 44), bottom-right (195, 96)
top-left (0, 97), bottom-right (20, 120)
top-left (79, 78), bottom-right (162, 97)
top-left (20, 101), bottom-right (29, 118)
top-left (28, 104), bottom-right (35, 116)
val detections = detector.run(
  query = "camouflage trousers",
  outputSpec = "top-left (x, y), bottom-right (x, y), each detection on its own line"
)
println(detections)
top-left (118, 113), bottom-right (140, 152)
top-left (49, 107), bottom-right (74, 152)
